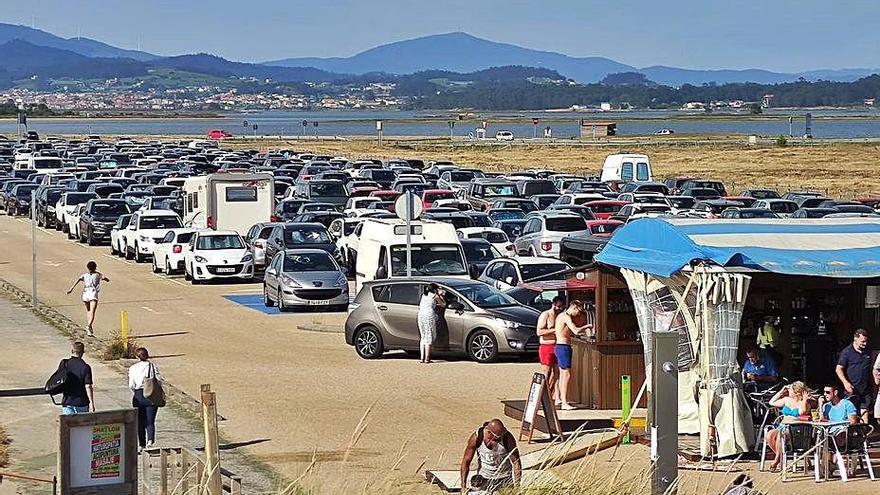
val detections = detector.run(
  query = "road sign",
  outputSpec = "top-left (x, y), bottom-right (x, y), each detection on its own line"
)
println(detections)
top-left (302, 120), bottom-right (308, 127)
top-left (532, 118), bottom-right (539, 125)
top-left (395, 192), bottom-right (423, 221)
top-left (313, 121), bottom-right (319, 127)
top-left (252, 124), bottom-right (258, 131)
top-left (376, 120), bottom-right (383, 131)
top-left (243, 120), bottom-right (249, 127)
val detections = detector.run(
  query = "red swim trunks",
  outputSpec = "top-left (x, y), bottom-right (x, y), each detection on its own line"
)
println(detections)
top-left (539, 343), bottom-right (557, 366)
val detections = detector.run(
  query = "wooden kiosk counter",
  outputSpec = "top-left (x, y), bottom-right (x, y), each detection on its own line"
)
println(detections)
top-left (523, 267), bottom-right (645, 410)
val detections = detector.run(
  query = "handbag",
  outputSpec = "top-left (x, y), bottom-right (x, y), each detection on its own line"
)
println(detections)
top-left (142, 362), bottom-right (166, 407)
top-left (45, 359), bottom-right (69, 397)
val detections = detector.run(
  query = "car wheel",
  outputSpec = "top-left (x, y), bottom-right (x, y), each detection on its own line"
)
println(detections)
top-left (354, 325), bottom-right (384, 359)
top-left (263, 284), bottom-right (275, 307)
top-left (36, 215), bottom-right (43, 228)
top-left (134, 244), bottom-right (145, 263)
top-left (152, 257), bottom-right (161, 273)
top-left (467, 330), bottom-right (498, 363)
top-left (165, 260), bottom-right (173, 276)
top-left (87, 230), bottom-right (96, 246)
top-left (110, 241), bottom-right (117, 255)
top-left (184, 265), bottom-right (192, 281)
top-left (124, 245), bottom-right (133, 260)
top-left (277, 289), bottom-right (288, 312)
top-left (190, 265), bottom-right (200, 284)
top-left (54, 220), bottom-right (62, 231)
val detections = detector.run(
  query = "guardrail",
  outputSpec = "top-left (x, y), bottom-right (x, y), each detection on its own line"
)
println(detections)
top-left (0, 471), bottom-right (57, 494)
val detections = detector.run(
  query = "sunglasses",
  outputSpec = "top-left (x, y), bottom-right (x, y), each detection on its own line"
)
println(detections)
top-left (823, 390), bottom-right (834, 395)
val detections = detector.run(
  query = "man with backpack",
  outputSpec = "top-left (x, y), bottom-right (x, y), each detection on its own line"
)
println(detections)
top-left (60, 341), bottom-right (95, 415)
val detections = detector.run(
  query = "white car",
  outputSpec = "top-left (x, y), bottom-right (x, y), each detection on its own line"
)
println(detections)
top-left (495, 130), bottom-right (514, 141)
top-left (478, 256), bottom-right (571, 291)
top-left (752, 199), bottom-right (799, 218)
top-left (553, 193), bottom-right (607, 206)
top-left (110, 214), bottom-right (133, 256)
top-left (457, 227), bottom-right (514, 254)
top-left (184, 230), bottom-right (254, 283)
top-left (152, 228), bottom-right (201, 275)
top-left (343, 197), bottom-right (382, 218)
top-left (55, 192), bottom-right (98, 232)
top-left (335, 220), bottom-right (364, 274)
top-left (432, 198), bottom-right (473, 211)
top-left (66, 204), bottom-right (86, 240)
top-left (125, 209), bottom-right (184, 262)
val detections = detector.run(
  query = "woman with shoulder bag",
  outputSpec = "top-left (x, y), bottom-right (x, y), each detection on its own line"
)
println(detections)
top-left (129, 347), bottom-right (164, 450)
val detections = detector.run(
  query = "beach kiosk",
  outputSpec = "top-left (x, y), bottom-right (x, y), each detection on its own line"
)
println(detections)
top-left (594, 217), bottom-right (880, 457)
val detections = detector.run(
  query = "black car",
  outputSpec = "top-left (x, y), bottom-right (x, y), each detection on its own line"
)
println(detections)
top-left (264, 223), bottom-right (340, 264)
top-left (461, 239), bottom-right (502, 279)
top-left (35, 186), bottom-right (66, 227)
top-left (66, 179), bottom-right (101, 193)
top-left (149, 185), bottom-right (178, 196)
top-left (492, 219), bottom-right (528, 241)
top-left (0, 179), bottom-right (29, 211)
top-left (6, 183), bottom-right (39, 216)
top-left (359, 169), bottom-right (396, 189)
top-left (289, 211), bottom-right (345, 229)
top-left (78, 199), bottom-right (132, 245)
top-left (87, 183), bottom-right (125, 198)
top-left (273, 199), bottom-right (314, 222)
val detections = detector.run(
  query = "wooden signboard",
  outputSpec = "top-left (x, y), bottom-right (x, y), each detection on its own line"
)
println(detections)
top-left (58, 409), bottom-right (138, 495)
top-left (519, 372), bottom-right (563, 443)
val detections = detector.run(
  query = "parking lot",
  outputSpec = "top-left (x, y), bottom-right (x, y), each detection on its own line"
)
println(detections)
top-left (0, 213), bottom-right (537, 491)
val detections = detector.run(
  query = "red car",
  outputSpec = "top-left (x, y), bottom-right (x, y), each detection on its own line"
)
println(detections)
top-left (350, 186), bottom-right (379, 198)
top-left (421, 189), bottom-right (456, 209)
top-left (370, 190), bottom-right (402, 202)
top-left (582, 200), bottom-right (626, 220)
top-left (207, 129), bottom-right (232, 140)
top-left (585, 220), bottom-right (624, 236)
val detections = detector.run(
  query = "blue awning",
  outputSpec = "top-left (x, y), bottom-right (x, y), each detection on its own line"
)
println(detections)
top-left (594, 217), bottom-right (880, 278)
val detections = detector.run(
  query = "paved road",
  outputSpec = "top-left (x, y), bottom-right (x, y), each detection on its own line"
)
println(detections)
top-left (0, 215), bottom-right (537, 492)
top-left (0, 297), bottom-right (275, 494)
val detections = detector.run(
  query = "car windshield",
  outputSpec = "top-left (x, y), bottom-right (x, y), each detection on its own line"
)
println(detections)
top-left (197, 234), bottom-right (244, 250)
top-left (91, 202), bottom-right (129, 216)
top-left (482, 185), bottom-right (518, 197)
top-left (66, 193), bottom-right (96, 205)
top-left (283, 252), bottom-right (337, 272)
top-left (590, 203), bottom-right (623, 213)
top-left (498, 221), bottom-right (525, 238)
top-left (491, 211), bottom-right (524, 221)
top-left (390, 244), bottom-right (466, 276)
top-left (46, 190), bottom-right (64, 203)
top-left (398, 183), bottom-right (429, 195)
top-left (521, 263), bottom-right (568, 281)
top-left (279, 201), bottom-right (305, 213)
top-left (284, 227), bottom-right (331, 245)
top-left (310, 182), bottom-right (345, 196)
top-left (590, 223), bottom-right (620, 234)
top-left (369, 170), bottom-right (395, 181)
top-left (449, 171), bottom-right (475, 182)
top-left (770, 202), bottom-right (797, 213)
top-left (462, 242), bottom-right (500, 262)
top-left (14, 185), bottom-right (38, 196)
top-left (470, 231), bottom-right (509, 243)
top-left (546, 217), bottom-right (588, 232)
top-left (455, 283), bottom-right (518, 308)
top-left (139, 216), bottom-right (182, 229)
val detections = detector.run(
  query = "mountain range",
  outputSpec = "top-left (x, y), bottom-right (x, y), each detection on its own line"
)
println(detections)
top-left (0, 22), bottom-right (877, 86)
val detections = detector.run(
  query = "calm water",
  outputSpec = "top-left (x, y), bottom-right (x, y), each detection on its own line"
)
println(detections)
top-left (1, 109), bottom-right (878, 139)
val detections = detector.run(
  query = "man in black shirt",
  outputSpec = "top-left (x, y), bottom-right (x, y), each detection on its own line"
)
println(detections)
top-left (61, 341), bottom-right (95, 415)
top-left (836, 328), bottom-right (872, 423)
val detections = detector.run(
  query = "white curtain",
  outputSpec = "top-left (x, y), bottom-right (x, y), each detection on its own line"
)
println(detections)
top-left (620, 267), bottom-right (755, 456)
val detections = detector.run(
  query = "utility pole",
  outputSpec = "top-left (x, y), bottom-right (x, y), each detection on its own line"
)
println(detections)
top-left (31, 189), bottom-right (37, 307)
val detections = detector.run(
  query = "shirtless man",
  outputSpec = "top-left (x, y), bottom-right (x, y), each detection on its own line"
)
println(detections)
top-left (554, 300), bottom-right (593, 410)
top-left (536, 296), bottom-right (566, 406)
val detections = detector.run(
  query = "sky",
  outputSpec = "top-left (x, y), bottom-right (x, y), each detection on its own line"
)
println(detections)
top-left (3, 0), bottom-right (879, 72)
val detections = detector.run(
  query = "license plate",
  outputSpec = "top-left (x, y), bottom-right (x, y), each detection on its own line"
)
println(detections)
top-left (216, 267), bottom-right (236, 273)
top-left (309, 300), bottom-right (330, 305)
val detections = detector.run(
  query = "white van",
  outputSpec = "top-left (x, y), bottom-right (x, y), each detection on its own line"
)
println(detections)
top-left (600, 153), bottom-right (652, 184)
top-left (355, 218), bottom-right (468, 295)
top-left (26, 156), bottom-right (64, 174)
top-left (182, 173), bottom-right (274, 235)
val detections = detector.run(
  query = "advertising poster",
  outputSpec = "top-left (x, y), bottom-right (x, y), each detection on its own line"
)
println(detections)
top-left (90, 424), bottom-right (121, 479)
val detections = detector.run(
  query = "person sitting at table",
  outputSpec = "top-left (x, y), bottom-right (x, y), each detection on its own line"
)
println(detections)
top-left (822, 383), bottom-right (859, 434)
top-left (765, 381), bottom-right (812, 472)
top-left (742, 347), bottom-right (780, 392)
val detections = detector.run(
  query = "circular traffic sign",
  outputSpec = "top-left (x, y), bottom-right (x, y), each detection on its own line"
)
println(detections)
top-left (243, 120), bottom-right (249, 127)
top-left (395, 193), bottom-right (423, 221)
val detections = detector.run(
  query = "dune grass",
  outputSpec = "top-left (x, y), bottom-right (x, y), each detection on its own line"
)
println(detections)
top-left (0, 424), bottom-right (9, 468)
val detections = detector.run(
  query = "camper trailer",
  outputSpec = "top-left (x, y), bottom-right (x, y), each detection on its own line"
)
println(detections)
top-left (600, 153), bottom-right (652, 185)
top-left (355, 218), bottom-right (468, 294)
top-left (182, 173), bottom-right (274, 235)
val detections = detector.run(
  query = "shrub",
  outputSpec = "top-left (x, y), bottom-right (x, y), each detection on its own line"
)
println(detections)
top-left (103, 330), bottom-right (139, 360)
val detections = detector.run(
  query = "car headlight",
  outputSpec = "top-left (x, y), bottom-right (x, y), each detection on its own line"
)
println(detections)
top-left (139, 235), bottom-right (150, 242)
top-left (241, 253), bottom-right (253, 263)
top-left (279, 274), bottom-right (300, 287)
top-left (495, 318), bottom-right (521, 329)
top-left (194, 255), bottom-right (207, 263)
top-left (334, 274), bottom-right (347, 286)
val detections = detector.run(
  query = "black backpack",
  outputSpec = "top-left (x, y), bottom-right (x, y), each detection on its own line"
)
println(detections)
top-left (45, 359), bottom-right (69, 396)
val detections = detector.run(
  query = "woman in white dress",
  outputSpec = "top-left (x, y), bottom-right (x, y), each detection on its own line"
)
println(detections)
top-left (417, 283), bottom-right (446, 364)
top-left (67, 261), bottom-right (110, 337)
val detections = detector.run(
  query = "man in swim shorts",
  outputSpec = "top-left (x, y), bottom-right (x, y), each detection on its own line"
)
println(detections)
top-left (536, 295), bottom-right (566, 406)
top-left (554, 300), bottom-right (593, 410)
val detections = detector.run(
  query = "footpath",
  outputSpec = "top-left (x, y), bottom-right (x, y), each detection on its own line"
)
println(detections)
top-left (0, 296), bottom-right (277, 494)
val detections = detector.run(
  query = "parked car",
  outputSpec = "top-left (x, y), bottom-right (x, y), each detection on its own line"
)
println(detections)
top-left (582, 200), bottom-right (626, 220)
top-left (514, 211), bottom-right (590, 257)
top-left (492, 219), bottom-right (527, 241)
top-left (263, 249), bottom-right (349, 311)
top-left (609, 203), bottom-right (673, 223)
top-left (752, 199), bottom-right (799, 218)
top-left (740, 189), bottom-right (780, 200)
top-left (495, 130), bottom-right (515, 141)
top-left (345, 277), bottom-right (539, 362)
top-left (486, 208), bottom-right (526, 222)
top-left (791, 207), bottom-right (838, 219)
top-left (54, 192), bottom-right (98, 231)
top-left (243, 222), bottom-right (281, 271)
top-left (489, 198), bottom-right (540, 213)
top-left (263, 222), bottom-right (339, 266)
top-left (35, 186), bottom-right (65, 228)
top-left (109, 214), bottom-right (133, 256)
top-left (152, 228), bottom-right (201, 274)
top-left (125, 209), bottom-right (184, 262)
top-left (478, 256), bottom-right (570, 291)
top-left (5, 183), bottom-right (39, 216)
top-left (78, 199), bottom-right (131, 245)
top-left (457, 226), bottom-right (514, 254)
top-left (184, 230), bottom-right (254, 283)
top-left (464, 179), bottom-right (520, 211)
top-left (719, 208), bottom-right (780, 219)
top-left (461, 239), bottom-right (503, 278)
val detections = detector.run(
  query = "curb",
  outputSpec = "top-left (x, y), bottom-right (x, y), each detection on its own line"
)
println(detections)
top-left (296, 324), bottom-right (344, 334)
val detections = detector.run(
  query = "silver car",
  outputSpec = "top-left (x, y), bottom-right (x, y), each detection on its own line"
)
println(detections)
top-left (263, 249), bottom-right (349, 312)
top-left (513, 211), bottom-right (590, 258)
top-left (344, 277), bottom-right (540, 363)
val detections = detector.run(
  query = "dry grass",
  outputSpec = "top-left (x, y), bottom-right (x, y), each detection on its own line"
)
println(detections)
top-left (0, 424), bottom-right (9, 468)
top-left (226, 138), bottom-right (880, 199)
top-left (101, 329), bottom-right (140, 360)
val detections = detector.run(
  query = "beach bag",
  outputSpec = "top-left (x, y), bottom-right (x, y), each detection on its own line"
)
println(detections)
top-left (45, 359), bottom-right (69, 396)
top-left (143, 362), bottom-right (166, 407)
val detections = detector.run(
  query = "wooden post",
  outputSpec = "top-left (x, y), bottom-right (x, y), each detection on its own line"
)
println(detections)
top-left (159, 449), bottom-right (168, 495)
top-left (141, 450), bottom-right (150, 493)
top-left (201, 387), bottom-right (222, 495)
top-left (179, 449), bottom-right (190, 492)
top-left (231, 476), bottom-right (242, 495)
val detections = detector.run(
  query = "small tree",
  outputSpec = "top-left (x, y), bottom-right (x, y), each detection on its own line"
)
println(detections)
top-left (776, 135), bottom-right (788, 147)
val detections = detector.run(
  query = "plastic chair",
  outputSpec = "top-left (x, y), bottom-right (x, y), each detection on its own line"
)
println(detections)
top-left (781, 423), bottom-right (821, 481)
top-left (759, 416), bottom-right (782, 472)
top-left (829, 424), bottom-right (875, 482)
